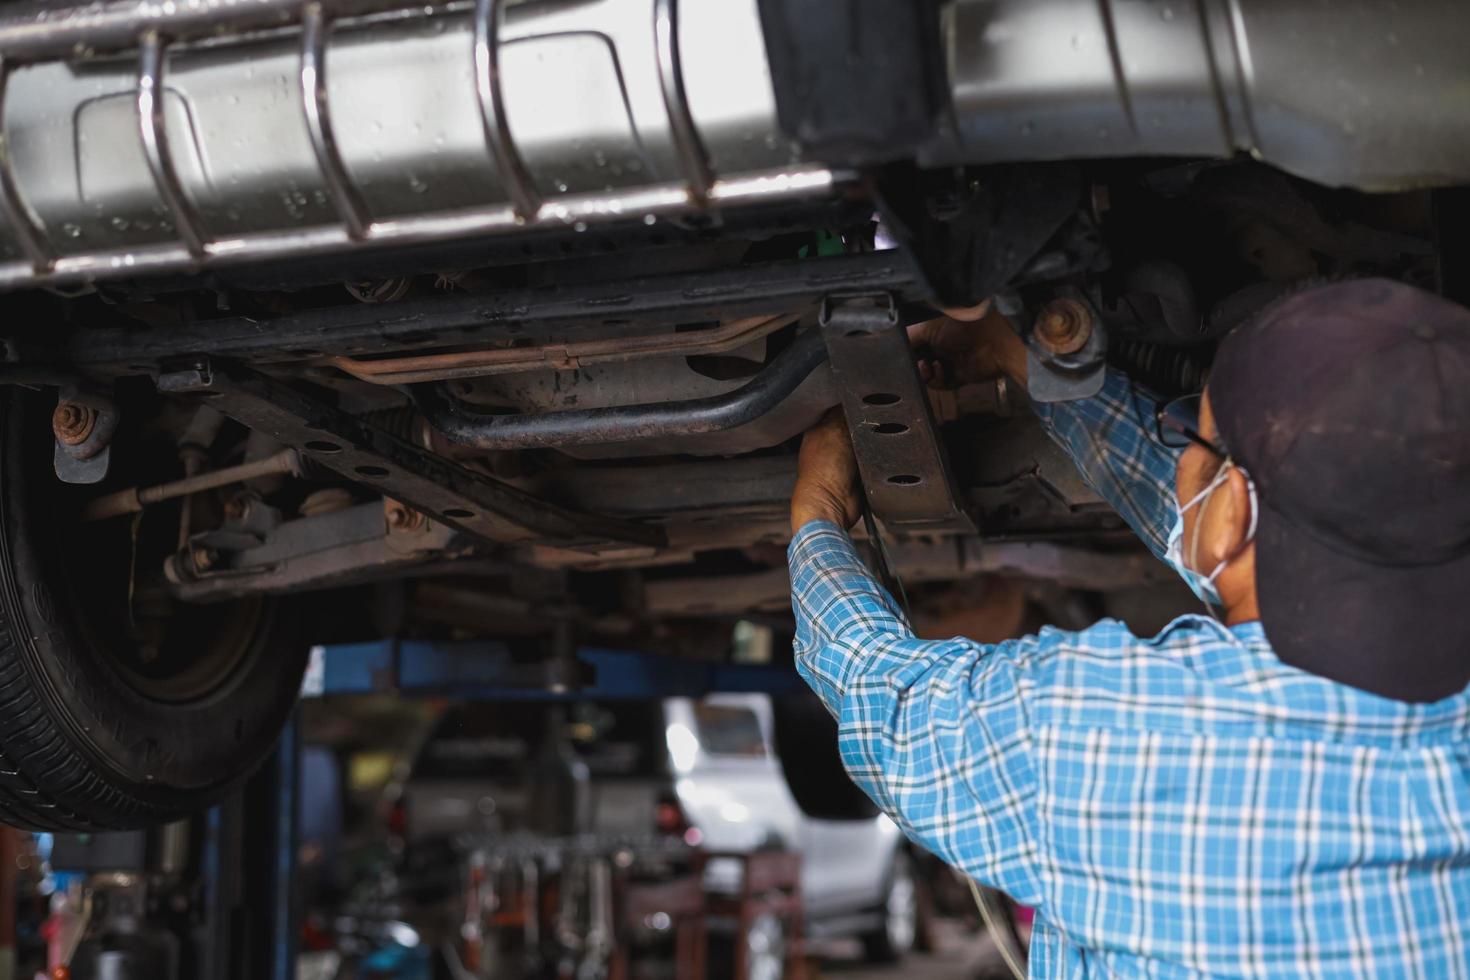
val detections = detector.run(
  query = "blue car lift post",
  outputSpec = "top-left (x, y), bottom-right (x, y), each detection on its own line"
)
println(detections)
top-left (259, 638), bottom-right (807, 980)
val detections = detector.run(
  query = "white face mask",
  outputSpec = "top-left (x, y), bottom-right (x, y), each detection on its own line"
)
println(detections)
top-left (1164, 460), bottom-right (1258, 610)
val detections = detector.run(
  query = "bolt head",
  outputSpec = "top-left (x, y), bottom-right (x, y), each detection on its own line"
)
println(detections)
top-left (190, 546), bottom-right (217, 571)
top-left (1034, 299), bottom-right (1093, 356)
top-left (52, 401), bottom-right (98, 446)
top-left (223, 496), bottom-right (251, 522)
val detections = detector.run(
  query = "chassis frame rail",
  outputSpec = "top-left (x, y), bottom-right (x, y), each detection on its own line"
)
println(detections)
top-left (820, 293), bottom-right (974, 533)
top-left (60, 253), bottom-right (921, 369)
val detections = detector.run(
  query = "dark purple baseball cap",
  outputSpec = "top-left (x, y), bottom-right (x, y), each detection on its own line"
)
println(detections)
top-left (1208, 279), bottom-right (1470, 702)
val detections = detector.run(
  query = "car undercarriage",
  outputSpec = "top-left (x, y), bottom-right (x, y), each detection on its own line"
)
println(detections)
top-left (0, 0), bottom-right (1464, 828)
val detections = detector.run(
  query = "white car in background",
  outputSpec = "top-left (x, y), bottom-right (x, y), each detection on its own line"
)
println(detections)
top-left (668, 693), bottom-right (917, 964)
top-left (398, 692), bottom-right (919, 968)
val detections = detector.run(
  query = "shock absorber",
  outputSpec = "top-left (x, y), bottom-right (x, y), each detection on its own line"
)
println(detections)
top-left (1109, 339), bottom-right (1209, 396)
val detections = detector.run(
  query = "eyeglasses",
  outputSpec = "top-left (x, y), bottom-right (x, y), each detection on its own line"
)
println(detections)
top-left (1155, 394), bottom-right (1228, 458)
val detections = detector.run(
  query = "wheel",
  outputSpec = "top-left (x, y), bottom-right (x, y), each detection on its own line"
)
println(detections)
top-left (770, 692), bottom-right (878, 820)
top-left (0, 390), bottom-right (308, 830)
top-left (861, 850), bottom-right (918, 964)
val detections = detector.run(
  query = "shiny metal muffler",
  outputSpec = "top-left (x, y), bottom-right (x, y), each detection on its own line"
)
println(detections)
top-left (0, 0), bottom-right (1463, 294)
top-left (0, 0), bottom-right (827, 290)
top-left (933, 0), bottom-right (1469, 192)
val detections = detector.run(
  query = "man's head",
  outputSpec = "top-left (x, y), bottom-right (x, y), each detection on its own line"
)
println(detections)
top-left (1191, 279), bottom-right (1470, 702)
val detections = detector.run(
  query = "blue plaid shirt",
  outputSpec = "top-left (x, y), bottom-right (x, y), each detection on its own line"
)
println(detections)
top-left (790, 368), bottom-right (1470, 978)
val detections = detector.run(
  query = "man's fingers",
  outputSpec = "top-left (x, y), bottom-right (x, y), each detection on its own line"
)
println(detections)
top-left (916, 356), bottom-right (955, 390)
top-left (906, 316), bottom-right (940, 349)
top-left (793, 407), bottom-right (862, 531)
top-left (800, 407), bottom-right (853, 460)
top-left (815, 405), bottom-right (848, 437)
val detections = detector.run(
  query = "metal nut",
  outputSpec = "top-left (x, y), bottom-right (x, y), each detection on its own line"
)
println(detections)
top-left (384, 498), bottom-right (425, 533)
top-left (223, 496), bottom-right (252, 523)
top-left (52, 400), bottom-right (98, 446)
top-left (190, 545), bottom-right (218, 571)
top-left (1033, 298), bottom-right (1094, 356)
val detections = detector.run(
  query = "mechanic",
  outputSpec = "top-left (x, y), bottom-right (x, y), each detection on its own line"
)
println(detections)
top-left (787, 278), bottom-right (1470, 977)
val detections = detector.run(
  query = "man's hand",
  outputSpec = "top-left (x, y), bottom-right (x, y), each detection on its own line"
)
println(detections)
top-left (791, 408), bottom-right (862, 535)
top-left (907, 301), bottom-right (1028, 389)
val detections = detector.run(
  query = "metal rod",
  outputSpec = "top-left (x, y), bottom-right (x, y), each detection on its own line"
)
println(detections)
top-left (653, 0), bottom-right (713, 205)
top-left (0, 165), bottom-right (843, 291)
top-left (0, 58), bottom-right (52, 272)
top-left (138, 32), bottom-right (208, 258)
top-left (324, 312), bottom-right (797, 385)
top-left (416, 327), bottom-right (828, 450)
top-left (301, 2), bottom-right (371, 239)
top-left (472, 0), bottom-right (540, 220)
top-left (82, 448), bottom-right (301, 521)
top-left (0, 0), bottom-right (308, 61)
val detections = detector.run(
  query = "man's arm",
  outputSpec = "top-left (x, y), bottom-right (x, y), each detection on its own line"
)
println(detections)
top-left (1030, 367), bottom-right (1183, 561)
top-left (910, 307), bottom-right (1183, 561)
top-left (789, 520), bottom-right (1047, 906)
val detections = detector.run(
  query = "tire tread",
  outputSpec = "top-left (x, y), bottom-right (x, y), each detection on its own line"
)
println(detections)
top-left (0, 604), bottom-right (158, 829)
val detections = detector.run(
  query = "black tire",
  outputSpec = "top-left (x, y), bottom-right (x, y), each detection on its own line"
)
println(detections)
top-left (770, 691), bottom-right (878, 820)
top-left (861, 850), bottom-right (918, 964)
top-left (0, 390), bottom-right (308, 830)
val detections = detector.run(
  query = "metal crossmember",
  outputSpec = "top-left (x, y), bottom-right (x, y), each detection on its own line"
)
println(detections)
top-left (158, 358), bottom-right (667, 553)
top-left (819, 294), bottom-right (976, 534)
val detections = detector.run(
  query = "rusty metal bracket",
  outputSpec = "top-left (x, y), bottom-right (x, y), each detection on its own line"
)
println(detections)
top-left (818, 294), bottom-right (974, 534)
top-left (1024, 293), bottom-right (1107, 403)
top-left (156, 359), bottom-right (665, 554)
top-left (52, 385), bottom-right (119, 485)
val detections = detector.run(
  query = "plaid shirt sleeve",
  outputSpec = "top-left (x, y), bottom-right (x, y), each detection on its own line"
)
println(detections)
top-left (785, 369), bottom-right (1180, 910)
top-left (790, 371), bottom-right (1470, 977)
top-left (1029, 366), bottom-right (1183, 560)
top-left (789, 522), bottom-right (1047, 906)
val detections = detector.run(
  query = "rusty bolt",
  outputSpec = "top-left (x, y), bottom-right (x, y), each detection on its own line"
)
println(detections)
top-left (1033, 298), bottom-right (1094, 356)
top-left (52, 400), bottom-right (98, 446)
top-left (223, 496), bottom-right (252, 523)
top-left (384, 498), bottom-right (425, 533)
